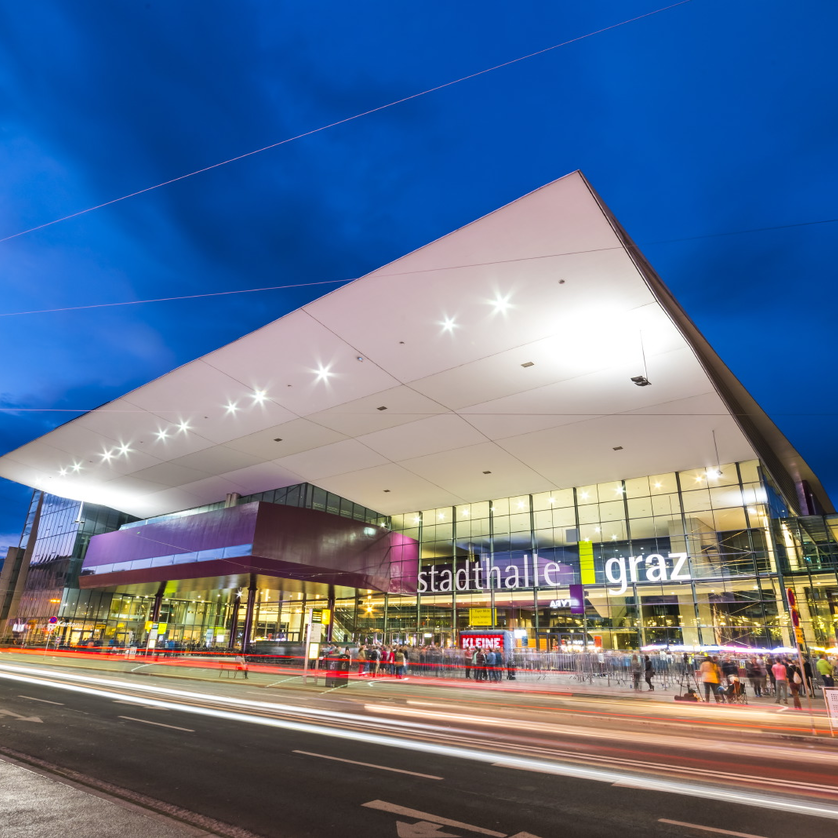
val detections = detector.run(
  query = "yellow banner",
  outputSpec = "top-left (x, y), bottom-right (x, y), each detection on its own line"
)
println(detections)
top-left (469, 608), bottom-right (494, 626)
top-left (144, 621), bottom-right (168, 633)
top-left (579, 540), bottom-right (596, 585)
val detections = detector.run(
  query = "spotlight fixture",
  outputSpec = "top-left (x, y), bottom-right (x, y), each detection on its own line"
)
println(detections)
top-left (273, 438), bottom-right (283, 442)
top-left (482, 470), bottom-right (492, 474)
top-left (612, 446), bottom-right (623, 451)
top-left (376, 406), bottom-right (387, 411)
top-left (631, 375), bottom-right (651, 387)
top-left (252, 390), bottom-right (267, 403)
top-left (521, 361), bottom-right (534, 368)
top-left (383, 489), bottom-right (391, 493)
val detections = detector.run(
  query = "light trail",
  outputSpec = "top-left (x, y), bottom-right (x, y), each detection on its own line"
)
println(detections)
top-left (1, 663), bottom-right (838, 821)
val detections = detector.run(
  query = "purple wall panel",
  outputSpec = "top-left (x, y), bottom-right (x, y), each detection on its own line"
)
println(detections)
top-left (80, 501), bottom-right (418, 593)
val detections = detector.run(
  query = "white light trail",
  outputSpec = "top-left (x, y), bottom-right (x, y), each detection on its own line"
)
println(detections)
top-left (1, 664), bottom-right (837, 821)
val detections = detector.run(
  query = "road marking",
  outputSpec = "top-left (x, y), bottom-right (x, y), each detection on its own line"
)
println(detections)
top-left (0, 708), bottom-right (42, 722)
top-left (397, 822), bottom-right (459, 837)
top-left (114, 700), bottom-right (165, 708)
top-left (294, 750), bottom-right (443, 779)
top-left (363, 800), bottom-right (507, 837)
top-left (658, 820), bottom-right (767, 837)
top-left (118, 716), bottom-right (194, 732)
top-left (19, 695), bottom-right (63, 705)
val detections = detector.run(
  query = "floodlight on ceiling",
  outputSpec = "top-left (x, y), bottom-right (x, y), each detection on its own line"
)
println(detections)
top-left (118, 444), bottom-right (131, 456)
top-left (490, 294), bottom-right (511, 315)
top-left (225, 401), bottom-right (239, 414)
top-left (101, 450), bottom-right (113, 462)
top-left (315, 365), bottom-right (333, 382)
top-left (631, 375), bottom-right (651, 387)
top-left (156, 429), bottom-right (169, 441)
top-left (177, 421), bottom-right (191, 433)
top-left (252, 389), bottom-right (267, 403)
top-left (71, 463), bottom-right (82, 472)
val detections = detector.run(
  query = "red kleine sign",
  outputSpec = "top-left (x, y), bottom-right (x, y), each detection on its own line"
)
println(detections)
top-left (460, 634), bottom-right (504, 651)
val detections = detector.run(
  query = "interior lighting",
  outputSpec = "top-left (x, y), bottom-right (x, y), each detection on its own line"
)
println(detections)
top-left (315, 365), bottom-right (333, 382)
top-left (440, 317), bottom-right (457, 333)
top-left (654, 482), bottom-right (662, 489)
top-left (252, 390), bottom-right (267, 403)
top-left (118, 444), bottom-right (131, 455)
top-left (71, 462), bottom-right (82, 472)
top-left (694, 474), bottom-right (704, 483)
top-left (580, 491), bottom-right (589, 500)
top-left (58, 468), bottom-right (67, 476)
top-left (630, 375), bottom-right (651, 387)
top-left (225, 401), bottom-right (239, 414)
top-left (706, 469), bottom-right (722, 479)
top-left (156, 429), bottom-right (169, 441)
top-left (548, 497), bottom-right (555, 504)
top-left (101, 450), bottom-right (113, 462)
top-left (615, 486), bottom-right (624, 494)
top-left (438, 513), bottom-right (445, 520)
top-left (177, 421), bottom-right (190, 433)
top-left (413, 517), bottom-right (421, 524)
top-left (461, 509), bottom-right (469, 517)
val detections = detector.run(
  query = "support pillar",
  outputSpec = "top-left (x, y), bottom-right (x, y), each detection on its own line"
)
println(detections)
top-left (240, 575), bottom-right (258, 652)
top-left (226, 590), bottom-right (241, 651)
top-left (151, 583), bottom-right (166, 622)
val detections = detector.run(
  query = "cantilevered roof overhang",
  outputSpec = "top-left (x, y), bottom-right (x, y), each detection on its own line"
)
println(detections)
top-left (0, 172), bottom-right (830, 516)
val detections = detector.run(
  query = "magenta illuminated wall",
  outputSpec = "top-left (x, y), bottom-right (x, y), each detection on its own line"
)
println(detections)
top-left (80, 501), bottom-right (418, 594)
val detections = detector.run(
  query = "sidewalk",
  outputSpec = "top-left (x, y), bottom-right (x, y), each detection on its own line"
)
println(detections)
top-left (0, 755), bottom-right (215, 838)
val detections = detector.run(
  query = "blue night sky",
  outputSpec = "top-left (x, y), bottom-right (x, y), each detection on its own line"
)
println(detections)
top-left (1, 1), bottom-right (836, 556)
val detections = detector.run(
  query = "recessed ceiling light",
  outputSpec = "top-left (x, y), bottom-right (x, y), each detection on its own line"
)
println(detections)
top-left (118, 444), bottom-right (131, 455)
top-left (482, 470), bottom-right (492, 474)
top-left (58, 468), bottom-right (67, 476)
top-left (252, 390), bottom-right (267, 403)
top-left (654, 482), bottom-right (662, 489)
top-left (72, 463), bottom-right (82, 472)
top-left (491, 294), bottom-right (511, 314)
top-left (438, 513), bottom-right (444, 520)
top-left (440, 317), bottom-right (457, 333)
top-left (315, 365), bottom-right (333, 381)
top-left (376, 406), bottom-right (387, 411)
top-left (521, 361), bottom-right (534, 368)
top-left (461, 509), bottom-right (469, 516)
top-left (156, 429), bottom-right (169, 441)
top-left (273, 438), bottom-right (283, 442)
top-left (356, 356), bottom-right (364, 362)
top-left (225, 401), bottom-right (239, 414)
top-left (383, 489), bottom-right (391, 493)
top-left (178, 421), bottom-right (190, 433)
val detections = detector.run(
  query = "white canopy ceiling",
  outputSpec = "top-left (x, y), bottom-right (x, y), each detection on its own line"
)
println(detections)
top-left (1, 172), bottom-right (828, 517)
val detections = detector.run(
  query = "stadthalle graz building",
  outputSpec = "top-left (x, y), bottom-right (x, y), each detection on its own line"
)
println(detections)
top-left (2, 172), bottom-right (837, 655)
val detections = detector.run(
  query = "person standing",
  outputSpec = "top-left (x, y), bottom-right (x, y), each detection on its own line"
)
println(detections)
top-left (630, 654), bottom-right (642, 690)
top-left (772, 658), bottom-right (789, 705)
top-left (746, 657), bottom-right (764, 698)
top-left (644, 655), bottom-right (655, 691)
top-left (699, 656), bottom-right (721, 703)
top-left (817, 653), bottom-right (835, 688)
top-left (787, 660), bottom-right (804, 710)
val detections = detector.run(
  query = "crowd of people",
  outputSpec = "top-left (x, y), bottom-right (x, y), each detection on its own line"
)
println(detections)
top-left (695, 652), bottom-right (837, 707)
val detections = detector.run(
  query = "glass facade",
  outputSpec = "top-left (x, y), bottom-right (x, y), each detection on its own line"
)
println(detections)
top-left (3, 465), bottom-right (838, 653)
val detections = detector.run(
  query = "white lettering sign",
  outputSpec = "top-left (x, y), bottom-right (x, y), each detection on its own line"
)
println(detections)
top-left (605, 553), bottom-right (690, 594)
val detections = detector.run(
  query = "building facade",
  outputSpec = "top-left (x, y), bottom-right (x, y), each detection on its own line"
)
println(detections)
top-left (0, 171), bottom-right (835, 654)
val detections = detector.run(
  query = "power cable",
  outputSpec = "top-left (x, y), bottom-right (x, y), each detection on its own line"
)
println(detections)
top-left (0, 1), bottom-right (695, 246)
top-left (1, 214), bottom-right (835, 318)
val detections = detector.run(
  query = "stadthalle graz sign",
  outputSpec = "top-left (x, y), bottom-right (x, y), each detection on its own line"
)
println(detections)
top-left (417, 552), bottom-right (692, 596)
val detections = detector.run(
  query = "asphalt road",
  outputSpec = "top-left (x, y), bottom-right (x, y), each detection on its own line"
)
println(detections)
top-left (1, 659), bottom-right (836, 838)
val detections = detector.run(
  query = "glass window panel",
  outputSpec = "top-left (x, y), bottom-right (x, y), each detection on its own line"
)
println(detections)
top-left (598, 481), bottom-right (625, 501)
top-left (577, 505), bottom-right (599, 525)
top-left (533, 489), bottom-right (572, 511)
top-left (624, 476), bottom-right (650, 498)
top-left (435, 523), bottom-right (453, 542)
top-left (509, 513), bottom-right (530, 532)
top-left (534, 510), bottom-right (552, 530)
top-left (469, 501), bottom-right (490, 518)
top-left (739, 460), bottom-right (760, 483)
top-left (741, 483), bottom-right (768, 506)
top-left (713, 507), bottom-right (748, 531)
top-left (627, 497), bottom-right (653, 518)
top-left (599, 500), bottom-right (625, 523)
top-left (510, 495), bottom-right (530, 513)
top-left (651, 493), bottom-right (681, 516)
top-left (552, 508), bottom-right (576, 528)
top-left (681, 489), bottom-right (712, 513)
top-left (710, 485), bottom-right (743, 509)
top-left (629, 517), bottom-right (656, 538)
top-left (491, 498), bottom-right (509, 516)
top-left (576, 485), bottom-right (597, 504)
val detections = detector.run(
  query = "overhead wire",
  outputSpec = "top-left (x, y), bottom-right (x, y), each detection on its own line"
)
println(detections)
top-left (0, 215), bottom-right (835, 318)
top-left (0, 1), bottom-right (695, 247)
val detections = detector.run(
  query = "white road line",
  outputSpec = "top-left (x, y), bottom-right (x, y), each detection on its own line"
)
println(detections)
top-left (18, 695), bottom-right (64, 705)
top-left (658, 819), bottom-right (767, 837)
top-left (113, 700), bottom-right (165, 708)
top-left (294, 750), bottom-right (442, 779)
top-left (362, 800), bottom-right (506, 836)
top-left (118, 716), bottom-right (194, 732)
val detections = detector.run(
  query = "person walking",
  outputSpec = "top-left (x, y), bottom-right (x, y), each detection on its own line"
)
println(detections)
top-left (817, 654), bottom-right (835, 688)
top-left (644, 655), bottom-right (655, 691)
top-left (699, 655), bottom-right (722, 703)
top-left (772, 658), bottom-right (789, 705)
